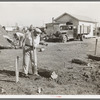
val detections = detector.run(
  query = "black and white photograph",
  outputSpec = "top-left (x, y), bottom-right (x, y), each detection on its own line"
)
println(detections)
top-left (0, 1), bottom-right (100, 97)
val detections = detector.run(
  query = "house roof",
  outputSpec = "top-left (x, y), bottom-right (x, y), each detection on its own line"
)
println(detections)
top-left (54, 12), bottom-right (98, 23)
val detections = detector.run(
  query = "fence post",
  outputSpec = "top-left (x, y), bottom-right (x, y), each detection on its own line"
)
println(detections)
top-left (80, 25), bottom-right (83, 41)
top-left (94, 39), bottom-right (98, 55)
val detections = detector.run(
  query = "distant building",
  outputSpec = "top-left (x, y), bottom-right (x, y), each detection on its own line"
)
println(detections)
top-left (5, 26), bottom-right (16, 32)
top-left (46, 12), bottom-right (98, 37)
top-left (5, 26), bottom-right (26, 32)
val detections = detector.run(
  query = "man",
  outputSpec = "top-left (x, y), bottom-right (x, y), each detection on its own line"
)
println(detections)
top-left (23, 26), bottom-right (41, 77)
top-left (13, 32), bottom-right (25, 47)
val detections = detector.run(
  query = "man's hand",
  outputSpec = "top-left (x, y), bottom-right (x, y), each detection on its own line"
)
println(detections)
top-left (25, 44), bottom-right (35, 49)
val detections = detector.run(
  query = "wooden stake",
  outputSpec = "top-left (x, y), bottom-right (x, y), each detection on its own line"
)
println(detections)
top-left (94, 39), bottom-right (98, 55)
top-left (80, 25), bottom-right (81, 34)
top-left (64, 62), bottom-right (66, 68)
top-left (15, 56), bottom-right (19, 83)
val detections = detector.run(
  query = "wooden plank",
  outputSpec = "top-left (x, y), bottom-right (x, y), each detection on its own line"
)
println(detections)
top-left (38, 68), bottom-right (58, 79)
top-left (88, 54), bottom-right (100, 61)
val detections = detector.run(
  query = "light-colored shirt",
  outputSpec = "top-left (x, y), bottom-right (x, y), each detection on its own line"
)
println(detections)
top-left (15, 32), bottom-right (24, 39)
top-left (25, 30), bottom-right (40, 47)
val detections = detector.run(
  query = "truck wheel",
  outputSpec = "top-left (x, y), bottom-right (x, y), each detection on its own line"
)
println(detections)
top-left (62, 35), bottom-right (68, 43)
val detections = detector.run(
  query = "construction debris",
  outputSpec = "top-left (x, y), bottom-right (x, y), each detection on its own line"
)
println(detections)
top-left (87, 54), bottom-right (100, 61)
top-left (37, 87), bottom-right (43, 93)
top-left (39, 41), bottom-right (48, 46)
top-left (83, 67), bottom-right (92, 70)
top-left (82, 63), bottom-right (93, 70)
top-left (67, 67), bottom-right (73, 69)
top-left (51, 71), bottom-right (58, 79)
top-left (0, 87), bottom-right (6, 94)
top-left (71, 59), bottom-right (88, 65)
top-left (39, 47), bottom-right (45, 52)
top-left (82, 71), bottom-right (91, 82)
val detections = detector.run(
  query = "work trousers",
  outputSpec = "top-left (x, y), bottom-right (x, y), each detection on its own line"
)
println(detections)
top-left (19, 36), bottom-right (24, 47)
top-left (23, 46), bottom-right (37, 75)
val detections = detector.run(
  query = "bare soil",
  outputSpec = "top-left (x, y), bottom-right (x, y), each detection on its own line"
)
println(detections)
top-left (0, 38), bottom-right (100, 95)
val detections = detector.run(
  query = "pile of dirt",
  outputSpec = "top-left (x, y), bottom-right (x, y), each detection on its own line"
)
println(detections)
top-left (0, 25), bottom-right (10, 46)
top-left (55, 71), bottom-right (77, 85)
top-left (81, 60), bottom-right (100, 94)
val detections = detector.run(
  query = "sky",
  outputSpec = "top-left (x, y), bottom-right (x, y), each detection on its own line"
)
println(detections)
top-left (0, 2), bottom-right (100, 27)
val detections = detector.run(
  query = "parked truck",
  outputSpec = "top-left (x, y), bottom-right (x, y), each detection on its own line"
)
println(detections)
top-left (45, 22), bottom-right (90, 42)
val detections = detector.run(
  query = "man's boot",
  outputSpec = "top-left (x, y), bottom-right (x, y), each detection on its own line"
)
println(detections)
top-left (32, 66), bottom-right (39, 76)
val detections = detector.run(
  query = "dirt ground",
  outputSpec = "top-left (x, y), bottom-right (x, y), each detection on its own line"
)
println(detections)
top-left (0, 38), bottom-right (100, 95)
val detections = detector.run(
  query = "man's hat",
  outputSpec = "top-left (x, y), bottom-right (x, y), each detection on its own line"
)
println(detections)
top-left (34, 28), bottom-right (42, 34)
top-left (28, 25), bottom-right (33, 32)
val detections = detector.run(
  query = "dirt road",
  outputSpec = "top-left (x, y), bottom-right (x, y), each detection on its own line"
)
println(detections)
top-left (0, 38), bottom-right (100, 95)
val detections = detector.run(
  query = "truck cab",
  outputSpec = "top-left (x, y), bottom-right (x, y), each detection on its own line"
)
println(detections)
top-left (59, 24), bottom-right (75, 42)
